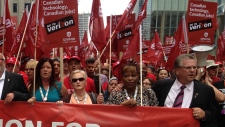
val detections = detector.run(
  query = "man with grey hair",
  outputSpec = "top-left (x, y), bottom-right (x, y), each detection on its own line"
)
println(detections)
top-left (152, 54), bottom-right (217, 127)
top-left (0, 53), bottom-right (29, 104)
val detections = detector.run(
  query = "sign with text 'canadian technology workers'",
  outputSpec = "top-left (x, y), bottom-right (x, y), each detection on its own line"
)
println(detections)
top-left (41, 0), bottom-right (79, 48)
top-left (0, 101), bottom-right (199, 127)
top-left (186, 0), bottom-right (217, 46)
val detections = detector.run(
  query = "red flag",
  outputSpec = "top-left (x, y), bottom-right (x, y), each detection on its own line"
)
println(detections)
top-left (120, 31), bottom-right (140, 63)
top-left (144, 31), bottom-right (163, 63)
top-left (165, 18), bottom-right (184, 71)
top-left (114, 0), bottom-right (137, 32)
top-left (78, 31), bottom-right (89, 66)
top-left (217, 29), bottom-right (225, 61)
top-left (10, 9), bottom-right (28, 56)
top-left (132, 0), bottom-right (148, 34)
top-left (85, 41), bottom-right (97, 60)
top-left (1, 0), bottom-right (15, 56)
top-left (89, 0), bottom-right (106, 52)
top-left (26, 1), bottom-right (46, 60)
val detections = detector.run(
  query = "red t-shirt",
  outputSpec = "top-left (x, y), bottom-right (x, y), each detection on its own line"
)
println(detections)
top-left (63, 76), bottom-right (96, 94)
top-left (211, 76), bottom-right (221, 84)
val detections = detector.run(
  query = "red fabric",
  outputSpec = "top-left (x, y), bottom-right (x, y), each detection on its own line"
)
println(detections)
top-left (146, 73), bottom-right (156, 82)
top-left (64, 76), bottom-right (96, 94)
top-left (18, 71), bottom-right (28, 84)
top-left (132, 0), bottom-right (147, 34)
top-left (216, 29), bottom-right (225, 61)
top-left (89, 0), bottom-right (106, 52)
top-left (211, 76), bottom-right (221, 84)
top-left (78, 30), bottom-right (89, 67)
top-left (2, 0), bottom-right (14, 56)
top-left (102, 82), bottom-right (108, 91)
top-left (114, 0), bottom-right (137, 32)
top-left (85, 41), bottom-right (97, 59)
top-left (26, 2), bottom-right (45, 60)
top-left (144, 31), bottom-right (163, 63)
top-left (10, 9), bottom-right (27, 56)
top-left (0, 101), bottom-right (200, 127)
top-left (166, 18), bottom-right (184, 71)
top-left (120, 31), bottom-right (140, 62)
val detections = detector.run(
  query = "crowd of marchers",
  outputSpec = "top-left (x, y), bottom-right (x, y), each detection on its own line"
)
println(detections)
top-left (1, 53), bottom-right (225, 127)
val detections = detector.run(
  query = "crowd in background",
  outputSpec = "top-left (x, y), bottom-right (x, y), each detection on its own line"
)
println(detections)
top-left (1, 53), bottom-right (225, 127)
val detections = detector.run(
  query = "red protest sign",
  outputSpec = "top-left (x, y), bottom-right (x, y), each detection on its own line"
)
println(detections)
top-left (40, 0), bottom-right (80, 48)
top-left (186, 0), bottom-right (218, 46)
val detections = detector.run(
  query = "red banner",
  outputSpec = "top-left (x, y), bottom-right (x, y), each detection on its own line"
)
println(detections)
top-left (40, 0), bottom-right (80, 48)
top-left (186, 0), bottom-right (218, 45)
top-left (0, 101), bottom-right (199, 127)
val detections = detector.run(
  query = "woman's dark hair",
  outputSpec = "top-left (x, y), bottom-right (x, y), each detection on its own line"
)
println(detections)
top-left (29, 58), bottom-right (58, 93)
top-left (52, 58), bottom-right (60, 63)
top-left (156, 68), bottom-right (170, 79)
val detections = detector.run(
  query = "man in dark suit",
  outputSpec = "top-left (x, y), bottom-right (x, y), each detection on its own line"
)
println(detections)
top-left (0, 53), bottom-right (30, 104)
top-left (152, 54), bottom-right (217, 127)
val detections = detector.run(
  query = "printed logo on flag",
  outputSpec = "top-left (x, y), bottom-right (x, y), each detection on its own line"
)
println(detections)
top-left (45, 15), bottom-right (75, 34)
top-left (117, 28), bottom-right (132, 39)
top-left (188, 19), bottom-right (212, 32)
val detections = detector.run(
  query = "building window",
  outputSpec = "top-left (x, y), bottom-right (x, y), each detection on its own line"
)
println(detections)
top-left (25, 3), bottom-right (31, 11)
top-left (13, 3), bottom-right (17, 13)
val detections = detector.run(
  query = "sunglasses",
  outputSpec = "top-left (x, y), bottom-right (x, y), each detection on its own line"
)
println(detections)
top-left (71, 78), bottom-right (85, 83)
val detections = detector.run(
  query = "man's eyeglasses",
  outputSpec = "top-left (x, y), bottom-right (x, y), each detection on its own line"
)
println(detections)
top-left (25, 68), bottom-right (34, 71)
top-left (179, 66), bottom-right (197, 70)
top-left (71, 78), bottom-right (85, 83)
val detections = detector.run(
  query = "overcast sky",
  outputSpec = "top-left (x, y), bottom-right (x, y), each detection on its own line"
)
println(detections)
top-left (78, 0), bottom-right (130, 16)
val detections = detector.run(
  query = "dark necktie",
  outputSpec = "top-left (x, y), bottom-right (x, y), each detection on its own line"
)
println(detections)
top-left (173, 86), bottom-right (186, 107)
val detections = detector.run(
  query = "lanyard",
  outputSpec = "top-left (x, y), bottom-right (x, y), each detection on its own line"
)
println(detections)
top-left (124, 86), bottom-right (138, 101)
top-left (39, 86), bottom-right (49, 102)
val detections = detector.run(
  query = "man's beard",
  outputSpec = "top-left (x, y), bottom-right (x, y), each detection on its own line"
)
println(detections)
top-left (0, 66), bottom-right (5, 72)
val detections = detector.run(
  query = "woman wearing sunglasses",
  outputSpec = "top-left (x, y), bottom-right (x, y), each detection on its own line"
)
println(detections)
top-left (57, 70), bottom-right (104, 105)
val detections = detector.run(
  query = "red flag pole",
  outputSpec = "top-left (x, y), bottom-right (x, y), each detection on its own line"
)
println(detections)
top-left (13, 4), bottom-right (33, 72)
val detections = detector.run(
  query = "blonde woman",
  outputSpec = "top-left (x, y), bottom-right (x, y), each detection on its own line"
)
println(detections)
top-left (25, 59), bottom-right (38, 89)
top-left (57, 70), bottom-right (104, 105)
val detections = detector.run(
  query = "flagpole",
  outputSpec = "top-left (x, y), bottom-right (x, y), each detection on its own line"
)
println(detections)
top-left (33, 0), bottom-right (40, 101)
top-left (139, 25), bottom-right (143, 106)
top-left (2, 0), bottom-right (6, 54)
top-left (99, 30), bottom-right (115, 58)
top-left (109, 15), bottom-right (112, 79)
top-left (13, 4), bottom-right (33, 72)
top-left (182, 15), bottom-right (189, 54)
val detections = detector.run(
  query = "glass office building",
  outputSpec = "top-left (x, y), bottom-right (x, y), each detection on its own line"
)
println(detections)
top-left (141, 0), bottom-right (224, 43)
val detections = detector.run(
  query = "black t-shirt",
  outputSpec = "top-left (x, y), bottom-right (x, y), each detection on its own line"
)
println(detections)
top-left (213, 81), bottom-right (225, 127)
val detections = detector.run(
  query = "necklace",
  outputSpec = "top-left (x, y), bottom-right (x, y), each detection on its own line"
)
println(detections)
top-left (124, 86), bottom-right (138, 100)
top-left (39, 86), bottom-right (49, 102)
top-left (74, 92), bottom-right (87, 104)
